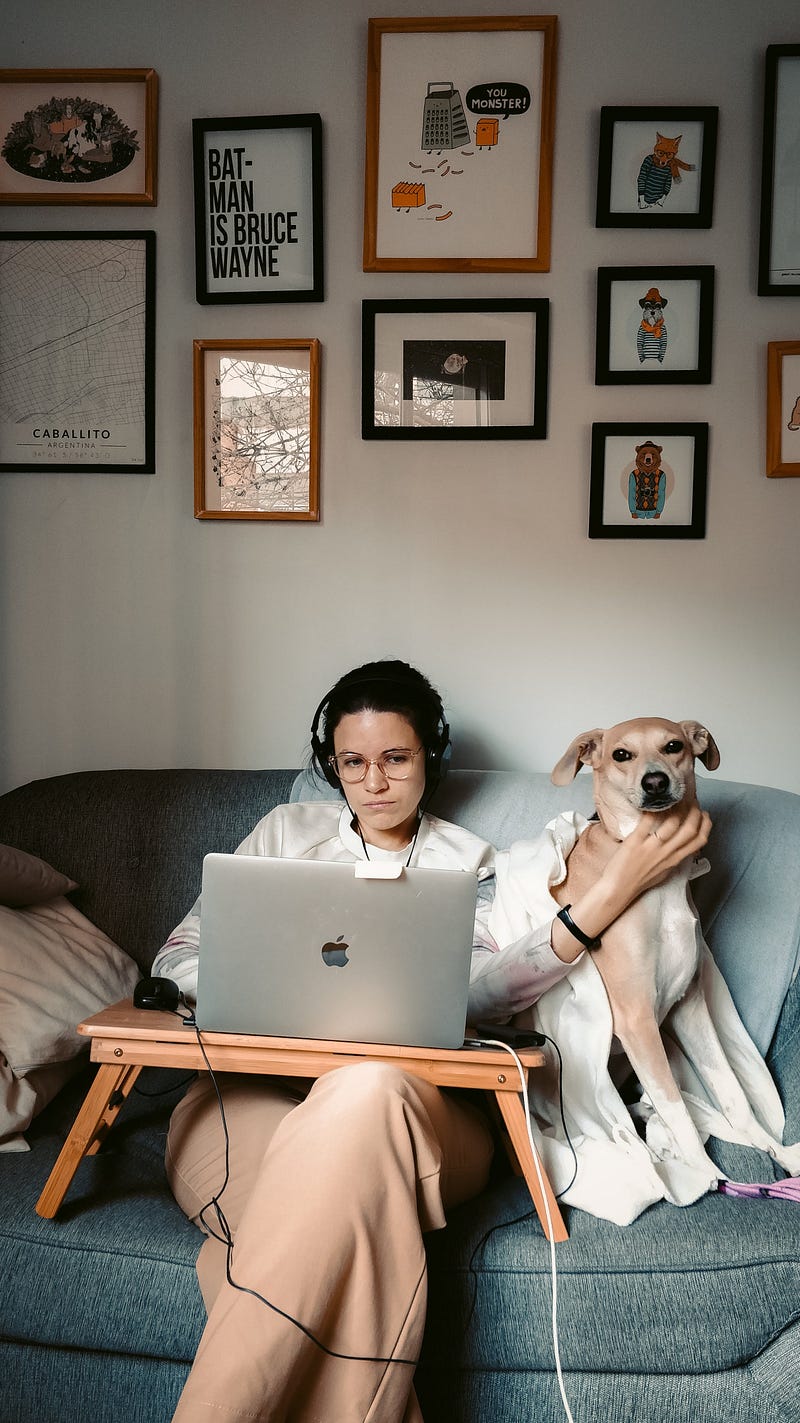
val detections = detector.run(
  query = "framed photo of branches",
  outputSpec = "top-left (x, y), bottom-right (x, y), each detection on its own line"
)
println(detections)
top-left (193, 338), bottom-right (320, 520)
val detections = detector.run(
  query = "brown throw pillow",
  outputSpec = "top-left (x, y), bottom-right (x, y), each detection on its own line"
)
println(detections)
top-left (0, 844), bottom-right (78, 908)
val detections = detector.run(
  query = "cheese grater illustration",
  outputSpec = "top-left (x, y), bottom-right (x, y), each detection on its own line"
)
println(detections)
top-left (420, 82), bottom-right (471, 151)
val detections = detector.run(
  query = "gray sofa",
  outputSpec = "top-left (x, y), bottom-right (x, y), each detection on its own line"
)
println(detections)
top-left (1, 765), bottom-right (799, 1423)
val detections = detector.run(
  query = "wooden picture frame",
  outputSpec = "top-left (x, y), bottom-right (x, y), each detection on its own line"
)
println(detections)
top-left (193, 339), bottom-right (320, 520)
top-left (596, 106), bottom-right (717, 229)
top-left (363, 16), bottom-right (557, 272)
top-left (758, 46), bottom-right (800, 296)
top-left (595, 266), bottom-right (715, 385)
top-left (589, 422), bottom-right (708, 539)
top-left (0, 230), bottom-right (155, 473)
top-left (192, 114), bottom-right (323, 304)
top-left (362, 298), bottom-right (549, 440)
top-left (0, 68), bottom-right (157, 205)
top-left (766, 342), bottom-right (800, 477)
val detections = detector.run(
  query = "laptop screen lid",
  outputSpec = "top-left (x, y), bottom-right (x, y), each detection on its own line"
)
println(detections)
top-left (195, 854), bottom-right (478, 1049)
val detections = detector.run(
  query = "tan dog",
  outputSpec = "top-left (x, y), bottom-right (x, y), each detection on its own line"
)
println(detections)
top-left (550, 717), bottom-right (799, 1176)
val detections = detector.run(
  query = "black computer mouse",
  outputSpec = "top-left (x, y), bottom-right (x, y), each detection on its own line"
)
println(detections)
top-left (133, 976), bottom-right (181, 1012)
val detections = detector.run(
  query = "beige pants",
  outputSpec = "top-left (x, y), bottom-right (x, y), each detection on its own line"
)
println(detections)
top-left (166, 1062), bottom-right (494, 1423)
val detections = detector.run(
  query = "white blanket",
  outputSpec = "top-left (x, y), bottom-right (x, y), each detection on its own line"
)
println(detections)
top-left (488, 813), bottom-right (793, 1225)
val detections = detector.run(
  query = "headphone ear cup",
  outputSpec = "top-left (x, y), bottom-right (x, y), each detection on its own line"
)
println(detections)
top-left (427, 720), bottom-right (451, 782)
top-left (437, 736), bottom-right (452, 781)
top-left (310, 729), bottom-right (341, 789)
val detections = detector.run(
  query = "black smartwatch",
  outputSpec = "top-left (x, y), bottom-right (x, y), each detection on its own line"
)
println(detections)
top-left (556, 904), bottom-right (602, 952)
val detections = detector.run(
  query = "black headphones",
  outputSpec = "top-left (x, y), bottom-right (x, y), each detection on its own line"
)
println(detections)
top-left (309, 669), bottom-right (451, 792)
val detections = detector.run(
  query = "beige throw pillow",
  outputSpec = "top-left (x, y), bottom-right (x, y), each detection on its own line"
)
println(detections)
top-left (0, 896), bottom-right (139, 1149)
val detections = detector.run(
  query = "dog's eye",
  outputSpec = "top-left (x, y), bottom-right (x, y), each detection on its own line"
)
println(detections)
top-left (612, 748), bottom-right (633, 762)
top-left (664, 740), bottom-right (684, 755)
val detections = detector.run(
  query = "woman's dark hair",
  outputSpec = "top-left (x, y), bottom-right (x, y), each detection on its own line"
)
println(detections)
top-left (309, 659), bottom-right (450, 792)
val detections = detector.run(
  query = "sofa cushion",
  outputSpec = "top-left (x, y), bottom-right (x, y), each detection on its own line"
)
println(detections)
top-left (0, 1067), bottom-right (205, 1361)
top-left (0, 843), bottom-right (77, 908)
top-left (0, 898), bottom-right (139, 1147)
top-left (423, 1176), bottom-right (800, 1378)
top-left (422, 969), bottom-right (800, 1383)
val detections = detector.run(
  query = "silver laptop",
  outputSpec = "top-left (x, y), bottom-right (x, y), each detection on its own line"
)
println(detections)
top-left (194, 854), bottom-right (478, 1049)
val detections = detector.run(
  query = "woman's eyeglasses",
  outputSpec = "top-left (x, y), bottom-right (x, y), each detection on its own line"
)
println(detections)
top-left (328, 748), bottom-right (424, 784)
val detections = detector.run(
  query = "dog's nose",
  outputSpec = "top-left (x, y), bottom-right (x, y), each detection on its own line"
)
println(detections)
top-left (642, 771), bottom-right (670, 798)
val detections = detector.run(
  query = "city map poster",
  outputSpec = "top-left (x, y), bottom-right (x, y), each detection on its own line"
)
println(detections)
top-left (0, 231), bottom-right (155, 472)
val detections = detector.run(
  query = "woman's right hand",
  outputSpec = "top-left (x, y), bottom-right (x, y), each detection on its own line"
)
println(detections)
top-left (550, 804), bottom-right (712, 963)
top-left (601, 804), bottom-right (712, 905)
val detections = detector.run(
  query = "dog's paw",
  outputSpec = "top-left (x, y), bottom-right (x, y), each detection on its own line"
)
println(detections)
top-left (644, 1114), bottom-right (717, 1176)
top-left (644, 1114), bottom-right (682, 1160)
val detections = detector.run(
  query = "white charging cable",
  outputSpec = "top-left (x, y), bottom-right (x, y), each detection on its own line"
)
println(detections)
top-left (480, 1039), bottom-right (576, 1423)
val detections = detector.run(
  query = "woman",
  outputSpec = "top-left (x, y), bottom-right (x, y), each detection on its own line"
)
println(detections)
top-left (154, 659), bottom-right (709, 1422)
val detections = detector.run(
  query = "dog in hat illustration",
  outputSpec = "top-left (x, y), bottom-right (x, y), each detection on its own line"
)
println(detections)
top-left (637, 288), bottom-right (668, 363)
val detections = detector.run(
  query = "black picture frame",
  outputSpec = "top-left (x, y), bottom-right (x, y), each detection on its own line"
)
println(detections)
top-left (362, 298), bottom-right (549, 440)
top-left (589, 422), bottom-right (708, 539)
top-left (596, 107), bottom-right (718, 229)
top-left (758, 46), bottom-right (800, 296)
top-left (0, 229), bottom-right (155, 473)
top-left (192, 113), bottom-right (323, 305)
top-left (595, 266), bottom-right (715, 385)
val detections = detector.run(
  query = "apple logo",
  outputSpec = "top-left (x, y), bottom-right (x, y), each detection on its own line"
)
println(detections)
top-left (321, 934), bottom-right (350, 968)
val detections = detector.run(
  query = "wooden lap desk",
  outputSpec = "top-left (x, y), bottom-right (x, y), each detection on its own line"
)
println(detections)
top-left (35, 999), bottom-right (568, 1243)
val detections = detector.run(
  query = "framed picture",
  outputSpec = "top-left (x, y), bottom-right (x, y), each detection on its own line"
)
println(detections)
top-left (766, 342), bottom-right (800, 476)
top-left (595, 106), bottom-right (717, 228)
top-left (193, 339), bottom-right (320, 520)
top-left (363, 16), bottom-right (557, 272)
top-left (0, 231), bottom-right (155, 473)
top-left (0, 68), bottom-right (157, 205)
top-left (595, 266), bottom-right (715, 384)
top-left (758, 46), bottom-right (800, 296)
top-left (589, 422), bottom-right (708, 539)
top-left (362, 298), bottom-right (549, 440)
top-left (192, 114), bottom-right (323, 304)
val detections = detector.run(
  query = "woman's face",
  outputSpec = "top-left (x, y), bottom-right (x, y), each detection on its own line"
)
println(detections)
top-left (332, 709), bottom-right (427, 851)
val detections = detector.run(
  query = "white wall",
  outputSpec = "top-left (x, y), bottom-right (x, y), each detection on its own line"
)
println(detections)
top-left (2, 0), bottom-right (799, 794)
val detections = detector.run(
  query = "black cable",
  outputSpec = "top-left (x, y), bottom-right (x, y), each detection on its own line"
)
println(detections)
top-left (190, 1022), bottom-right (420, 1367)
top-left (541, 1032), bottom-right (578, 1201)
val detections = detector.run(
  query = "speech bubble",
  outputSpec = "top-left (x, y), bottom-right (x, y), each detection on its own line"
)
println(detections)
top-left (466, 82), bottom-right (531, 120)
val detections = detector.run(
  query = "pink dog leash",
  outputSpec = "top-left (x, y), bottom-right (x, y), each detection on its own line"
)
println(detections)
top-left (718, 1178), bottom-right (800, 1202)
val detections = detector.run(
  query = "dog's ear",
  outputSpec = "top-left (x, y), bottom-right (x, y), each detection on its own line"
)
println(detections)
top-left (551, 730), bottom-right (605, 785)
top-left (680, 721), bottom-right (720, 771)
